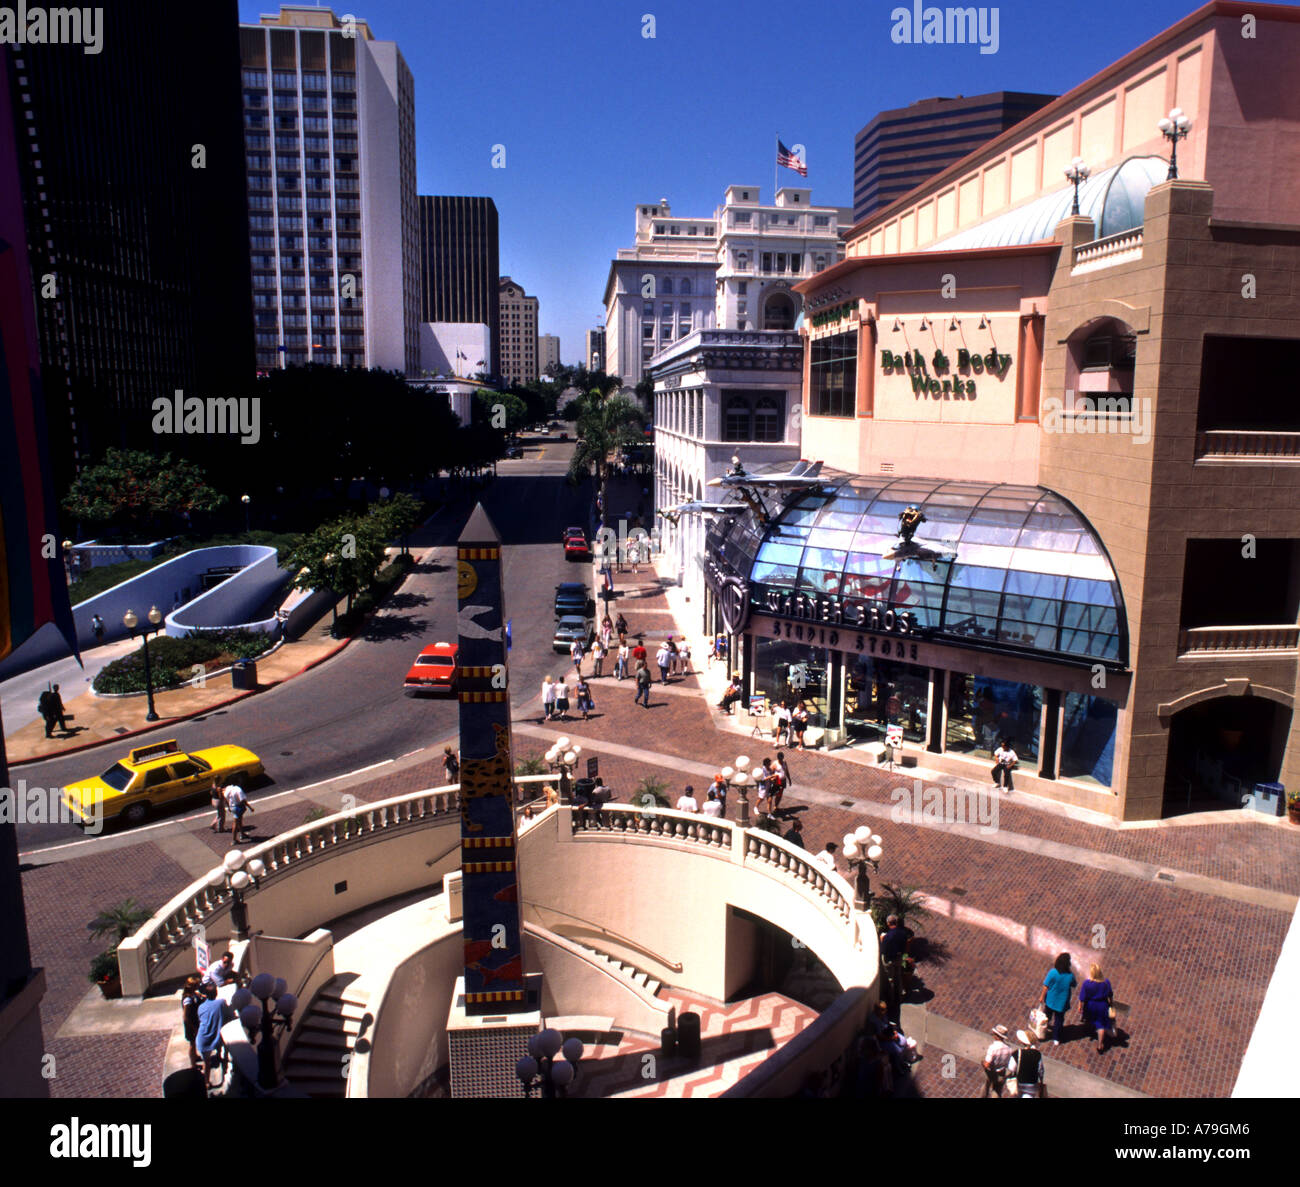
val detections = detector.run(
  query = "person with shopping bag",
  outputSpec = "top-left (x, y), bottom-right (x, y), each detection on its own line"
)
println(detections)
top-left (1079, 963), bottom-right (1117, 1054)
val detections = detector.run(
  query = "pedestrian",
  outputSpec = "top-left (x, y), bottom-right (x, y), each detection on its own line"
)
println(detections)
top-left (755, 758), bottom-right (776, 817)
top-left (792, 701), bottom-right (810, 749)
top-left (541, 675), bottom-right (556, 722)
top-left (37, 684), bottom-right (68, 737)
top-left (181, 974), bottom-right (204, 1068)
top-left (543, 783), bottom-right (559, 809)
top-left (676, 785), bottom-right (700, 813)
top-left (589, 777), bottom-right (611, 826)
top-left (770, 754), bottom-right (789, 813)
top-left (443, 745), bottom-right (460, 785)
top-left (591, 639), bottom-right (605, 677)
top-left (575, 676), bottom-right (595, 721)
top-left (210, 781), bottom-right (227, 833)
top-left (880, 913), bottom-right (910, 1011)
top-left (616, 613), bottom-right (628, 644)
top-left (204, 950), bottom-right (239, 989)
top-left (783, 818), bottom-right (806, 849)
top-left (709, 772), bottom-right (728, 817)
top-left (981, 1026), bottom-right (1015, 1097)
top-left (871, 1000), bottom-right (921, 1074)
top-left (634, 660), bottom-right (652, 708)
top-left (570, 635), bottom-right (585, 675)
top-left (1079, 963), bottom-right (1116, 1054)
top-left (655, 641), bottom-right (671, 684)
top-left (703, 788), bottom-right (723, 818)
top-left (717, 672), bottom-right (743, 714)
top-left (680, 640), bottom-right (692, 674)
top-left (600, 614), bottom-right (613, 648)
top-left (775, 751), bottom-right (793, 801)
top-left (1010, 1030), bottom-right (1046, 1097)
top-left (616, 640), bottom-right (630, 680)
top-left (814, 840), bottom-right (838, 871)
top-left (1039, 952), bottom-right (1077, 1047)
top-left (631, 637), bottom-right (647, 667)
top-left (772, 700), bottom-right (792, 746)
top-left (992, 738), bottom-right (1018, 791)
top-left (667, 636), bottom-right (680, 676)
top-left (195, 981), bottom-right (228, 1086)
top-left (225, 779), bottom-right (254, 843)
top-left (90, 613), bottom-right (105, 645)
top-left (554, 675), bottom-right (570, 721)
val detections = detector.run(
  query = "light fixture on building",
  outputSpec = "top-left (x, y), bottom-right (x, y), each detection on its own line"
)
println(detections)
top-left (978, 315), bottom-right (989, 330)
top-left (1064, 157), bottom-right (1091, 215)
top-left (1157, 107), bottom-right (1192, 180)
top-left (918, 318), bottom-right (928, 332)
top-left (949, 318), bottom-right (959, 332)
top-left (892, 319), bottom-right (902, 333)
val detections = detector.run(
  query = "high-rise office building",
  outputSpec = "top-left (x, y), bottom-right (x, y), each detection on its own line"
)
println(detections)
top-left (417, 195), bottom-right (500, 381)
top-left (240, 6), bottom-right (419, 374)
top-left (498, 278), bottom-right (538, 386)
top-left (538, 334), bottom-right (560, 375)
top-left (853, 91), bottom-right (1056, 224)
top-left (2, 1), bottom-right (255, 489)
top-left (586, 328), bottom-right (605, 372)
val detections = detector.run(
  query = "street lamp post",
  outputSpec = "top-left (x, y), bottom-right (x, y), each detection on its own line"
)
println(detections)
top-left (1064, 157), bottom-right (1090, 215)
top-left (1157, 107), bottom-right (1192, 180)
top-left (123, 606), bottom-right (164, 721)
top-left (723, 755), bottom-right (752, 828)
top-left (241, 493), bottom-right (251, 534)
top-left (230, 972), bottom-right (298, 1092)
top-left (545, 738), bottom-right (581, 806)
top-left (207, 849), bottom-right (267, 942)
top-left (841, 826), bottom-right (884, 912)
top-left (516, 1028), bottom-right (584, 1098)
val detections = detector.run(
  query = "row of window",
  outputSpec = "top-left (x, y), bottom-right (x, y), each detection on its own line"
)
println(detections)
top-left (655, 391), bottom-right (785, 442)
top-left (652, 223), bottom-right (716, 236)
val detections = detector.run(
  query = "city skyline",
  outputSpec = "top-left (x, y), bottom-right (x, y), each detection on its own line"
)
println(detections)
top-left (237, 0), bottom-right (1213, 377)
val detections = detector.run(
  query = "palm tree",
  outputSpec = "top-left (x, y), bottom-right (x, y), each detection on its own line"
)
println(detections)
top-left (87, 898), bottom-right (152, 945)
top-left (568, 392), bottom-right (645, 498)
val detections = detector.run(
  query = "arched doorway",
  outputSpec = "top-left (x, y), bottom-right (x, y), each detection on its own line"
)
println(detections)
top-left (1163, 696), bottom-right (1292, 815)
top-left (763, 292), bottom-right (796, 331)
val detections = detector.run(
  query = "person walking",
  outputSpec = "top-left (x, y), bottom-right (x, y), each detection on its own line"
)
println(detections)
top-left (667, 637), bottom-right (680, 676)
top-left (680, 640), bottom-right (692, 674)
top-left (575, 676), bottom-right (595, 721)
top-left (554, 675), bottom-right (570, 721)
top-left (775, 751), bottom-right (793, 802)
top-left (981, 1026), bottom-right (1015, 1098)
top-left (770, 753), bottom-right (789, 813)
top-left (181, 974), bottom-right (204, 1068)
top-left (992, 738), bottom-right (1018, 791)
top-left (676, 785), bottom-right (700, 814)
top-left (616, 640), bottom-right (630, 680)
top-left (880, 913), bottom-right (910, 1012)
top-left (1039, 953), bottom-right (1077, 1046)
top-left (1010, 1031), bottom-right (1046, 1097)
top-left (709, 773), bottom-right (728, 818)
top-left (225, 779), bottom-right (254, 844)
top-left (791, 700), bottom-right (810, 749)
top-left (1079, 963), bottom-right (1116, 1054)
top-left (90, 613), bottom-right (105, 645)
top-left (655, 641), bottom-right (672, 685)
top-left (616, 613), bottom-right (628, 644)
top-left (783, 817), bottom-right (806, 849)
top-left (600, 615), bottom-right (613, 648)
top-left (570, 636), bottom-right (585, 676)
top-left (37, 685), bottom-right (68, 737)
top-left (210, 781), bottom-right (227, 833)
top-left (755, 758), bottom-right (777, 818)
top-left (443, 745), bottom-right (460, 785)
top-left (772, 700), bottom-right (792, 746)
top-left (634, 660), bottom-right (652, 708)
top-left (591, 639), bottom-right (605, 677)
top-left (702, 788), bottom-right (723, 818)
top-left (541, 675), bottom-right (556, 722)
top-left (631, 637), bottom-right (647, 668)
top-left (195, 981), bottom-right (228, 1087)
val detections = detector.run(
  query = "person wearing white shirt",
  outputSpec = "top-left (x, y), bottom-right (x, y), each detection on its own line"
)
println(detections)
top-left (813, 841), bottom-right (838, 871)
top-left (992, 738), bottom-right (1018, 792)
top-left (616, 643), bottom-right (630, 680)
top-left (675, 786), bottom-right (700, 813)
top-left (702, 789), bottom-right (723, 817)
top-left (224, 781), bottom-right (253, 843)
top-left (541, 675), bottom-right (557, 721)
top-left (982, 1030), bottom-right (1015, 1097)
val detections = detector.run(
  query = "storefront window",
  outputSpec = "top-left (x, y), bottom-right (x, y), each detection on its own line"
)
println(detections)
top-left (754, 637), bottom-right (831, 726)
top-left (1059, 692), bottom-right (1117, 787)
top-left (945, 674), bottom-right (1041, 762)
top-left (845, 656), bottom-right (930, 745)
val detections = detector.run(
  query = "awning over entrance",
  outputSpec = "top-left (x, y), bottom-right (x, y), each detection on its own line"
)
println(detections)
top-left (706, 473), bottom-right (1128, 668)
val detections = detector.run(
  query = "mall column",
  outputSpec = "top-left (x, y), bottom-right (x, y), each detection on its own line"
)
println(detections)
top-left (446, 504), bottom-right (538, 1097)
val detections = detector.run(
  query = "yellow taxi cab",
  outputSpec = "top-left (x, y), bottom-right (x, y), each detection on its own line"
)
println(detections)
top-left (61, 739), bottom-right (264, 828)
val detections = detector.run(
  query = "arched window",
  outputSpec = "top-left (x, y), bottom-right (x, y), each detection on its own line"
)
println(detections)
top-left (723, 396), bottom-right (751, 442)
top-left (1067, 317), bottom-right (1137, 414)
top-left (661, 277), bottom-right (673, 294)
top-left (680, 278), bottom-right (691, 295)
top-left (753, 396), bottom-right (783, 442)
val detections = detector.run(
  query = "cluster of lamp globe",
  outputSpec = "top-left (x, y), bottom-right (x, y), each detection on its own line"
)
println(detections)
top-left (516, 1028), bottom-right (585, 1094)
top-left (544, 737), bottom-right (581, 774)
top-left (842, 826), bottom-right (883, 865)
top-left (230, 974), bottom-right (298, 1033)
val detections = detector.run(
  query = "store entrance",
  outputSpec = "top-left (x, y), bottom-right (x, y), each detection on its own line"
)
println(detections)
top-left (844, 655), bottom-right (930, 748)
top-left (1163, 696), bottom-right (1290, 815)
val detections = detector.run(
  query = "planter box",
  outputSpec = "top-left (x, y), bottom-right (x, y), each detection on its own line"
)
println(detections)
top-left (1251, 783), bottom-right (1286, 817)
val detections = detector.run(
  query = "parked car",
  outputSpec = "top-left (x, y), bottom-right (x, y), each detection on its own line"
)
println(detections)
top-left (554, 581), bottom-right (592, 619)
top-left (564, 531), bottom-right (590, 560)
top-left (404, 641), bottom-right (459, 695)
top-left (61, 739), bottom-right (264, 828)
top-left (552, 615), bottom-right (593, 653)
top-left (503, 444), bottom-right (523, 459)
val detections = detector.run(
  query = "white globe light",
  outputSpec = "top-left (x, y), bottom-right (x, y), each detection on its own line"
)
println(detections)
top-left (230, 987), bottom-right (252, 1011)
top-left (867, 845), bottom-right (883, 862)
top-left (733, 771), bottom-right (748, 787)
top-left (270, 977), bottom-right (287, 999)
top-left (550, 1059), bottom-right (575, 1087)
top-left (556, 736), bottom-right (571, 750)
top-left (249, 972), bottom-right (275, 999)
top-left (276, 992), bottom-right (297, 1017)
top-left (854, 825), bottom-right (872, 844)
top-left (545, 748), bottom-right (558, 763)
top-left (843, 841), bottom-right (859, 859)
top-left (516, 1055), bottom-right (539, 1083)
top-left (240, 1002), bottom-right (263, 1029)
top-left (1157, 117), bottom-right (1172, 132)
top-left (1169, 107), bottom-right (1183, 120)
top-left (207, 868), bottom-right (226, 888)
top-left (563, 751), bottom-right (576, 765)
top-left (735, 756), bottom-right (750, 770)
top-left (539, 1028), bottom-right (563, 1058)
top-left (246, 858), bottom-right (266, 879)
top-left (870, 834), bottom-right (882, 846)
top-left (223, 849), bottom-right (246, 872)
top-left (527, 1034), bottom-right (545, 1058)
top-left (843, 833), bottom-right (856, 849)
top-left (571, 744), bottom-right (582, 756)
top-left (561, 1037), bottom-right (584, 1063)
top-left (720, 767), bottom-right (733, 780)
top-left (230, 870), bottom-right (251, 890)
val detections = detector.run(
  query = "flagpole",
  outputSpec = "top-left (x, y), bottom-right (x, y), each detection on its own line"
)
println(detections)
top-left (774, 134), bottom-right (778, 203)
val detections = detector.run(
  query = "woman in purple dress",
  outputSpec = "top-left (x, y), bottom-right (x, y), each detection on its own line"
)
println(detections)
top-left (1078, 962), bottom-right (1115, 1053)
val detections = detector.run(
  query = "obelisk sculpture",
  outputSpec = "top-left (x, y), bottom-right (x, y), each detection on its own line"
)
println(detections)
top-left (454, 504), bottom-right (527, 1015)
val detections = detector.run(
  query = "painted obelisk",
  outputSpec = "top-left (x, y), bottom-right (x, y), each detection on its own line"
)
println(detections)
top-left (455, 504), bottom-right (527, 1015)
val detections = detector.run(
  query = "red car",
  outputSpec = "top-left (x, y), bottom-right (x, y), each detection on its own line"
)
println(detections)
top-left (564, 530), bottom-right (589, 560)
top-left (403, 642), bottom-right (459, 695)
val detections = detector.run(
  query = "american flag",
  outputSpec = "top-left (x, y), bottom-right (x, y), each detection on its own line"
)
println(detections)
top-left (777, 139), bottom-right (807, 177)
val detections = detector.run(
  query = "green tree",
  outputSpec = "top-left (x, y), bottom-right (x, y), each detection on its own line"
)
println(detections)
top-left (62, 449), bottom-right (226, 538)
top-left (283, 514), bottom-right (388, 626)
top-left (371, 491), bottom-right (422, 556)
top-left (568, 393), bottom-right (645, 494)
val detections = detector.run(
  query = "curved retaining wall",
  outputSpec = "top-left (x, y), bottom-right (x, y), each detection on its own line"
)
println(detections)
top-left (163, 546), bottom-right (288, 638)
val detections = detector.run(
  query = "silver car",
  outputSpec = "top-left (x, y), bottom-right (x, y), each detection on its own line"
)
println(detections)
top-left (552, 615), bottom-right (592, 653)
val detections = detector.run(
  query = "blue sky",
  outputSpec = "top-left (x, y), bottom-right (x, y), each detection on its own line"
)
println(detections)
top-left (239, 0), bottom-right (1212, 368)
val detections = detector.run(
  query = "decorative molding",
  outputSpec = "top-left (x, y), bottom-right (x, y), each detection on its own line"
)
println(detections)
top-left (1157, 679), bottom-right (1294, 720)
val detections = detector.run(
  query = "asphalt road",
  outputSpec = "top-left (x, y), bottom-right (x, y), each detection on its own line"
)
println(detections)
top-left (14, 438), bottom-right (597, 851)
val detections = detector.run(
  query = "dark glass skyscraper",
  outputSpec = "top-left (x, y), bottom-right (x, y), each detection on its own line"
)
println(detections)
top-left (2, 0), bottom-right (255, 492)
top-left (417, 196), bottom-right (500, 382)
top-left (853, 91), bottom-right (1057, 224)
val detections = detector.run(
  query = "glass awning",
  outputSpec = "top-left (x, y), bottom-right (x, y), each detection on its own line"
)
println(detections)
top-left (707, 472), bottom-right (1128, 667)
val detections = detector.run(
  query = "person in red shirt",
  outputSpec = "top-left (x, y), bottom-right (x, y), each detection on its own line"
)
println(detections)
top-left (631, 638), bottom-right (648, 666)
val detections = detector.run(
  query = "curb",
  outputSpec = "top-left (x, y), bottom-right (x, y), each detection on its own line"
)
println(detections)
top-left (5, 551), bottom-right (431, 769)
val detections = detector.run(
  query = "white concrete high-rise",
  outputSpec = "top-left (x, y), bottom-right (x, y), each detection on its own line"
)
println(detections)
top-left (538, 334), bottom-right (561, 375)
top-left (241, 6), bottom-right (419, 374)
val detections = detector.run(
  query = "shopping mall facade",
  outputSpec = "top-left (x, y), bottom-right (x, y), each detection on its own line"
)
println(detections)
top-left (700, 1), bottom-right (1300, 821)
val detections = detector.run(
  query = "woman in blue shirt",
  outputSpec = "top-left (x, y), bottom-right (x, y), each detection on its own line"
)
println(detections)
top-left (1038, 952), bottom-right (1077, 1046)
top-left (1079, 963), bottom-right (1116, 1054)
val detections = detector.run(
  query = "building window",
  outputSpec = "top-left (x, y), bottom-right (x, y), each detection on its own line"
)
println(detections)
top-left (643, 301), bottom-right (653, 315)
top-left (643, 323), bottom-right (654, 340)
top-left (810, 331), bottom-right (857, 417)
top-left (680, 279), bottom-right (691, 295)
top-left (656, 224), bottom-right (665, 234)
top-left (723, 396), bottom-right (751, 442)
top-left (762, 253), bottom-right (773, 273)
top-left (815, 215), bottom-right (829, 227)
top-left (680, 302), bottom-right (691, 319)
top-left (662, 304), bottom-right (672, 318)
top-left (738, 282), bottom-right (748, 296)
top-left (753, 396), bottom-right (782, 442)
top-left (670, 226), bottom-right (679, 235)
top-left (846, 656), bottom-right (930, 745)
top-left (662, 278), bottom-right (673, 294)
top-left (1059, 692), bottom-right (1118, 787)
top-left (814, 255), bottom-right (826, 272)
top-left (945, 675), bottom-right (1042, 763)
top-left (732, 212), bottom-right (751, 226)
top-left (776, 253), bottom-right (786, 273)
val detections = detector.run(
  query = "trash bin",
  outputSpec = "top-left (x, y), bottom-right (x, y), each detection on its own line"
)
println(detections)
top-left (1250, 781), bottom-right (1285, 816)
top-left (573, 777), bottom-right (596, 804)
top-left (677, 1011), bottom-right (701, 1059)
top-left (660, 1027), bottom-right (676, 1056)
top-left (162, 1068), bottom-right (207, 1099)
top-left (231, 660), bottom-right (257, 691)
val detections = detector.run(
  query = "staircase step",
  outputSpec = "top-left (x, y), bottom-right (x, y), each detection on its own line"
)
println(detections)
top-left (300, 1015), bottom-right (365, 1038)
top-left (284, 1046), bottom-right (351, 1067)
top-left (311, 998), bottom-right (370, 1021)
top-left (290, 1076), bottom-right (347, 1097)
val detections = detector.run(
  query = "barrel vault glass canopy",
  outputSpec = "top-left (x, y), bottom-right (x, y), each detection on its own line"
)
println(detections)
top-left (709, 474), bottom-right (1129, 668)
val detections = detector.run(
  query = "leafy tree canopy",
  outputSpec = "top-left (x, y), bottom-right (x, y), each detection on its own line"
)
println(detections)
top-left (62, 449), bottom-right (226, 535)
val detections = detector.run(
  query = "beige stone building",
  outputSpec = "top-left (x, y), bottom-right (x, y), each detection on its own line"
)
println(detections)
top-left (701, 1), bottom-right (1300, 821)
top-left (498, 277), bottom-right (538, 386)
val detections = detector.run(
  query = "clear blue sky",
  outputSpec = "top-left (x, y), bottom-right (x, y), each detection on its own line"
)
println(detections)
top-left (239, 0), bottom-right (1211, 368)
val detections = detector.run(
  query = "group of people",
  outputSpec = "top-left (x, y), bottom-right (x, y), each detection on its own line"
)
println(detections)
top-left (769, 699), bottom-right (812, 749)
top-left (180, 951), bottom-right (247, 1083)
top-left (37, 684), bottom-right (69, 738)
top-left (540, 673), bottom-right (596, 722)
top-left (209, 777), bottom-right (254, 843)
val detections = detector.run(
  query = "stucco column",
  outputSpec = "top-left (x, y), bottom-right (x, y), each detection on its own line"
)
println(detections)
top-left (1017, 314), bottom-right (1044, 421)
top-left (799, 325), bottom-right (811, 417)
top-left (856, 317), bottom-right (876, 418)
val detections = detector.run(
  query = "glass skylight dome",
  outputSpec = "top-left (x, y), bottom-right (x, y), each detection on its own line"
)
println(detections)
top-left (710, 474), bottom-right (1128, 667)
